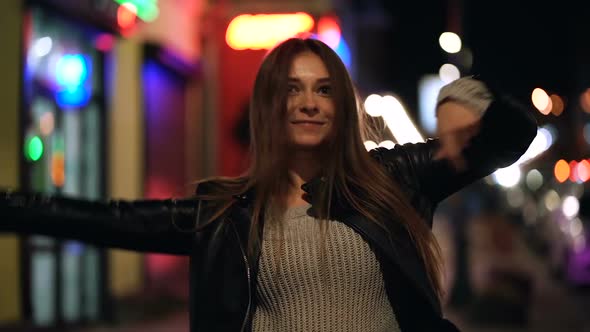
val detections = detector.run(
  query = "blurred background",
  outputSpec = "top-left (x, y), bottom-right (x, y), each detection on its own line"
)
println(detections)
top-left (0, 0), bottom-right (589, 331)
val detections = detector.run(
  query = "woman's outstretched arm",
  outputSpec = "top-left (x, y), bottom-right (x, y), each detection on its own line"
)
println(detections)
top-left (371, 77), bottom-right (538, 208)
top-left (0, 191), bottom-right (201, 255)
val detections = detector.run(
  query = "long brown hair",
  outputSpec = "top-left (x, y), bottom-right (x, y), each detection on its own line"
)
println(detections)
top-left (196, 38), bottom-right (444, 299)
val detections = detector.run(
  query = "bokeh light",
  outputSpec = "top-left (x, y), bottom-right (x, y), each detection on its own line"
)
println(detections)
top-left (317, 16), bottom-right (341, 49)
top-left (562, 196), bottom-right (580, 218)
top-left (25, 135), bottom-right (44, 162)
top-left (507, 187), bottom-right (525, 208)
top-left (117, 3), bottom-right (137, 30)
top-left (364, 94), bottom-right (383, 117)
top-left (226, 13), bottom-right (314, 50)
top-left (538, 127), bottom-right (554, 148)
top-left (554, 159), bottom-right (570, 183)
top-left (531, 88), bottom-right (551, 114)
top-left (525, 169), bottom-right (543, 191)
top-left (95, 33), bottom-right (115, 52)
top-left (543, 190), bottom-right (560, 211)
top-left (438, 32), bottom-right (462, 53)
top-left (575, 160), bottom-right (590, 182)
top-left (438, 63), bottom-right (460, 83)
top-left (32, 37), bottom-right (52, 57)
top-left (570, 218), bottom-right (583, 237)
top-left (56, 54), bottom-right (88, 87)
top-left (550, 94), bottom-right (564, 116)
top-left (113, 0), bottom-right (159, 22)
top-left (493, 165), bottom-right (521, 188)
top-left (51, 152), bottom-right (65, 187)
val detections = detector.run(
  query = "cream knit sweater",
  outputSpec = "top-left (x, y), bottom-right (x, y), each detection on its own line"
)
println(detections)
top-left (252, 204), bottom-right (400, 332)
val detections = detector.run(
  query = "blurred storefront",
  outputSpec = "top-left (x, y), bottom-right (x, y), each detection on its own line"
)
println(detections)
top-left (0, 0), bottom-right (207, 329)
top-left (20, 4), bottom-right (109, 327)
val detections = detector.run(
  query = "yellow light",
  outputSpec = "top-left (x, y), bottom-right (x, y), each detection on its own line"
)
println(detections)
top-left (226, 13), bottom-right (315, 50)
top-left (554, 159), bottom-right (569, 183)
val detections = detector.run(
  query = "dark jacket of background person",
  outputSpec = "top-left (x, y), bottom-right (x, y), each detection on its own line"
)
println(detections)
top-left (1, 90), bottom-right (537, 331)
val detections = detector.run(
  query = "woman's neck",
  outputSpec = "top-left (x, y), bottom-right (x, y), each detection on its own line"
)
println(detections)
top-left (285, 151), bottom-right (323, 207)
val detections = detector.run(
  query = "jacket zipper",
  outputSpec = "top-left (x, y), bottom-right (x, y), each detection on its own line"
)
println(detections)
top-left (231, 221), bottom-right (252, 332)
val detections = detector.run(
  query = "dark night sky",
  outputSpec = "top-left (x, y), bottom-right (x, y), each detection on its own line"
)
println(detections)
top-left (350, 0), bottom-right (588, 113)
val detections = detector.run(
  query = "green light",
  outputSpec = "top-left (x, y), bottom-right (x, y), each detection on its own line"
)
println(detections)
top-left (25, 136), bottom-right (44, 161)
top-left (114, 0), bottom-right (159, 22)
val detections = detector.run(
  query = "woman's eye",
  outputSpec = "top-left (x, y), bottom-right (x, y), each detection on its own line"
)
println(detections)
top-left (287, 85), bottom-right (299, 94)
top-left (318, 85), bottom-right (332, 95)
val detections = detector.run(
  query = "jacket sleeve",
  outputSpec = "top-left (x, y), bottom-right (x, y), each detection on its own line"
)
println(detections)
top-left (0, 191), bottom-right (202, 255)
top-left (372, 85), bottom-right (538, 206)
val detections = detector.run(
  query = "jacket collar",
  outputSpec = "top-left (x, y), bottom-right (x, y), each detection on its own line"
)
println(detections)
top-left (231, 175), bottom-right (327, 207)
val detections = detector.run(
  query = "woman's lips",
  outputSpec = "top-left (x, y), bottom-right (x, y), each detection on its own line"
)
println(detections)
top-left (291, 120), bottom-right (325, 126)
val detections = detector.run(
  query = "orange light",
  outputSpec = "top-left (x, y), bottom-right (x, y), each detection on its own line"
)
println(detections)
top-left (554, 159), bottom-right (570, 183)
top-left (51, 152), bottom-right (65, 187)
top-left (569, 160), bottom-right (579, 182)
top-left (117, 3), bottom-right (137, 30)
top-left (317, 16), bottom-right (341, 48)
top-left (550, 94), bottom-right (564, 116)
top-left (577, 160), bottom-right (590, 182)
top-left (226, 13), bottom-right (314, 50)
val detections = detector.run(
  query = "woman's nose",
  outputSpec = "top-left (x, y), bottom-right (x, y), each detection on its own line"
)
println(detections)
top-left (300, 91), bottom-right (319, 113)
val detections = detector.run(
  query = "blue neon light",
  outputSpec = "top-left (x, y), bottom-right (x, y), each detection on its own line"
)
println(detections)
top-left (333, 38), bottom-right (351, 69)
top-left (56, 54), bottom-right (89, 87)
top-left (54, 54), bottom-right (92, 107)
top-left (310, 33), bottom-right (351, 69)
top-left (55, 86), bottom-right (91, 108)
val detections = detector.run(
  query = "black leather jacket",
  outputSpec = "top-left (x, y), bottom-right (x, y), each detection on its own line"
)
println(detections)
top-left (1, 91), bottom-right (537, 331)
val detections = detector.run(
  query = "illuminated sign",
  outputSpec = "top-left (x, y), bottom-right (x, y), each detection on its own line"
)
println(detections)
top-left (226, 13), bottom-right (314, 50)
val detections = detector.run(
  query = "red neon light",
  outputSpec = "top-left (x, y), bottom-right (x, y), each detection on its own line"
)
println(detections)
top-left (317, 16), bottom-right (341, 48)
top-left (117, 3), bottom-right (137, 30)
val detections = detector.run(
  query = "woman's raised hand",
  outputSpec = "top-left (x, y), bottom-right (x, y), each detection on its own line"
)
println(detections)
top-left (434, 100), bottom-right (482, 171)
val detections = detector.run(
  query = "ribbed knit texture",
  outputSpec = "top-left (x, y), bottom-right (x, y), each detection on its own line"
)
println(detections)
top-left (252, 204), bottom-right (400, 332)
top-left (437, 76), bottom-right (493, 117)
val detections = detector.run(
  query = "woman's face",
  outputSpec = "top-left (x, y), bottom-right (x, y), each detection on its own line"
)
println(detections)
top-left (285, 52), bottom-right (336, 151)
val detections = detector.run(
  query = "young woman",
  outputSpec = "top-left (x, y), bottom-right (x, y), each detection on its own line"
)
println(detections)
top-left (1, 38), bottom-right (537, 331)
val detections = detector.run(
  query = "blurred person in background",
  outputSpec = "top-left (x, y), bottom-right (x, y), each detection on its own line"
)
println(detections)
top-left (1, 38), bottom-right (537, 331)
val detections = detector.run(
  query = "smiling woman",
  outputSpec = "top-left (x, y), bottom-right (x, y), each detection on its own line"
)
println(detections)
top-left (285, 52), bottom-right (335, 150)
top-left (1, 37), bottom-right (538, 332)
